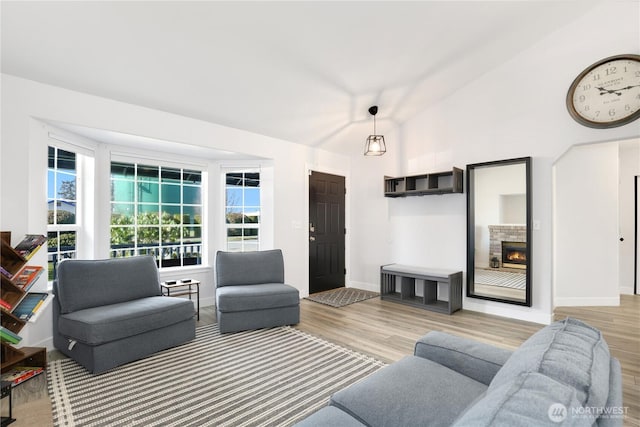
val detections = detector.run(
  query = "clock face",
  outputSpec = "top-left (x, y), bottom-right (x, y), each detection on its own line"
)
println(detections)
top-left (567, 55), bottom-right (640, 128)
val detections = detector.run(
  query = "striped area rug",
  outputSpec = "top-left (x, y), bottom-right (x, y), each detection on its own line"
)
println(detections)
top-left (305, 287), bottom-right (379, 308)
top-left (474, 269), bottom-right (526, 289)
top-left (47, 325), bottom-right (386, 427)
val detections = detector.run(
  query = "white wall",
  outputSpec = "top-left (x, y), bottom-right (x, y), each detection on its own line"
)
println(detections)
top-left (619, 139), bottom-right (640, 295)
top-left (553, 142), bottom-right (619, 306)
top-left (1, 74), bottom-right (350, 348)
top-left (383, 1), bottom-right (640, 324)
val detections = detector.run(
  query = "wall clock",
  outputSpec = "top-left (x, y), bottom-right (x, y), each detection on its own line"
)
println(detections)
top-left (566, 54), bottom-right (640, 129)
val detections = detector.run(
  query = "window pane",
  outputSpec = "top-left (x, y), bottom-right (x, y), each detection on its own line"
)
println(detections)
top-left (111, 162), bottom-right (135, 180)
top-left (244, 228), bottom-right (259, 238)
top-left (161, 227), bottom-right (181, 244)
top-left (138, 205), bottom-right (160, 225)
top-left (183, 170), bottom-right (201, 185)
top-left (183, 186), bottom-right (201, 204)
top-left (47, 171), bottom-right (56, 199)
top-left (111, 227), bottom-right (135, 247)
top-left (56, 149), bottom-right (76, 172)
top-left (111, 203), bottom-right (135, 224)
top-left (48, 146), bottom-right (55, 168)
top-left (183, 226), bottom-right (202, 242)
top-left (226, 208), bottom-right (242, 224)
top-left (161, 205), bottom-right (181, 224)
top-left (161, 168), bottom-right (181, 183)
top-left (111, 180), bottom-right (135, 202)
top-left (56, 173), bottom-right (76, 201)
top-left (55, 202), bottom-right (76, 224)
top-left (226, 173), bottom-right (243, 186)
top-left (244, 188), bottom-right (260, 206)
top-left (138, 182), bottom-right (159, 203)
top-left (226, 188), bottom-right (243, 206)
top-left (245, 209), bottom-right (260, 224)
top-left (161, 184), bottom-right (181, 203)
top-left (183, 206), bottom-right (201, 225)
top-left (245, 172), bottom-right (260, 187)
top-left (137, 227), bottom-right (159, 245)
top-left (138, 165), bottom-right (159, 182)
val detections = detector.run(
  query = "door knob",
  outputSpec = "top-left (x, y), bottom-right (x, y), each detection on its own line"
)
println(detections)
top-left (309, 236), bottom-right (316, 241)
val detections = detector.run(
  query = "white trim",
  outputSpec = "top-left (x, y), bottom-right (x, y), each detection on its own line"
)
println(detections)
top-left (348, 280), bottom-right (378, 293)
top-left (111, 150), bottom-right (208, 170)
top-left (554, 296), bottom-right (620, 307)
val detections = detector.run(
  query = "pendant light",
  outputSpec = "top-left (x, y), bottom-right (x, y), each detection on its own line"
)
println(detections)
top-left (364, 105), bottom-right (386, 156)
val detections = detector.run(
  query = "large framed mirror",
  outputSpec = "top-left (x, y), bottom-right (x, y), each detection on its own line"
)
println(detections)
top-left (467, 157), bottom-right (531, 306)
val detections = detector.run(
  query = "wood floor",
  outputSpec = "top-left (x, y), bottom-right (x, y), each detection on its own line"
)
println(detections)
top-left (12, 294), bottom-right (640, 426)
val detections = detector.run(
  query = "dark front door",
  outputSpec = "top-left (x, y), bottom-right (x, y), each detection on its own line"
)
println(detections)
top-left (309, 171), bottom-right (345, 294)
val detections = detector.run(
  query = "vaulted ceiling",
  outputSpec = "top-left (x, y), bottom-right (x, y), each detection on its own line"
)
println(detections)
top-left (1, 1), bottom-right (594, 154)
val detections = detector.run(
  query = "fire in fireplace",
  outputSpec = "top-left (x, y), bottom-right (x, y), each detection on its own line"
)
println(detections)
top-left (502, 241), bottom-right (527, 269)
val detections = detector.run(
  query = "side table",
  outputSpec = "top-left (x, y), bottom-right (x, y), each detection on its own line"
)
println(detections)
top-left (161, 280), bottom-right (200, 321)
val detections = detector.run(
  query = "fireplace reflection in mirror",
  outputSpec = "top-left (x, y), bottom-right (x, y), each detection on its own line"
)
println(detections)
top-left (502, 241), bottom-right (527, 269)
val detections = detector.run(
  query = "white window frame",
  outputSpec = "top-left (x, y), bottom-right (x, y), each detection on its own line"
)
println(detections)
top-left (47, 132), bottom-right (96, 281)
top-left (109, 153), bottom-right (207, 270)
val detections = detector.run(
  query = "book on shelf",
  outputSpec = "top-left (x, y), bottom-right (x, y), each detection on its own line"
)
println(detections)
top-left (12, 292), bottom-right (49, 321)
top-left (0, 266), bottom-right (12, 279)
top-left (0, 326), bottom-right (22, 344)
top-left (12, 266), bottom-right (44, 291)
top-left (1, 366), bottom-right (44, 386)
top-left (0, 298), bottom-right (11, 311)
top-left (13, 234), bottom-right (47, 260)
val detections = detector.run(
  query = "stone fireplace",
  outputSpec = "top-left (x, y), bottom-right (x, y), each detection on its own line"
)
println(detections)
top-left (488, 225), bottom-right (527, 270)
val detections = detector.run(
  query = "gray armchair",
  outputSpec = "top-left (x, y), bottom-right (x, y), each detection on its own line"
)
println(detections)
top-left (52, 256), bottom-right (195, 374)
top-left (215, 249), bottom-right (300, 333)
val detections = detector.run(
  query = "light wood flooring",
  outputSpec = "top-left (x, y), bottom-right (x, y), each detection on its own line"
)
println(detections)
top-left (10, 294), bottom-right (640, 426)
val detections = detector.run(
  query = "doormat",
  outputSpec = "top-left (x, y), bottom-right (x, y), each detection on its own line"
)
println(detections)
top-left (306, 287), bottom-right (379, 308)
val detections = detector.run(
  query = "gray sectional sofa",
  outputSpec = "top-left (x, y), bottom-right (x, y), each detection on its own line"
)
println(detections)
top-left (52, 256), bottom-right (196, 374)
top-left (297, 318), bottom-right (623, 427)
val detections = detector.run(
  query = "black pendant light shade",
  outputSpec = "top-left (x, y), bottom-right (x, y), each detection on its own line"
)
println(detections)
top-left (364, 105), bottom-right (386, 156)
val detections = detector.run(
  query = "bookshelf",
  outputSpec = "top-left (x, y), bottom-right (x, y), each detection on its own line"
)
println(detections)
top-left (0, 231), bottom-right (48, 400)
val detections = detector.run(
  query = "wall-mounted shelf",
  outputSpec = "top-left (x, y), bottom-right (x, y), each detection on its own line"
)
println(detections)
top-left (384, 167), bottom-right (463, 197)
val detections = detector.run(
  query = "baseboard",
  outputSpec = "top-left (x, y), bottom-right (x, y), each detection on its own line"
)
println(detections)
top-left (619, 286), bottom-right (635, 295)
top-left (463, 300), bottom-right (553, 325)
top-left (554, 296), bottom-right (620, 307)
top-left (348, 281), bottom-right (378, 293)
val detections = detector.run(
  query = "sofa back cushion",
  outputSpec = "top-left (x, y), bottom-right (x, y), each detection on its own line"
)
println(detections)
top-left (215, 249), bottom-right (284, 287)
top-left (454, 372), bottom-right (592, 427)
top-left (490, 318), bottom-right (610, 410)
top-left (55, 256), bottom-right (161, 313)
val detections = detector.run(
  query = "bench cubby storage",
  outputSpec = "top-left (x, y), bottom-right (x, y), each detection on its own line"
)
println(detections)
top-left (380, 264), bottom-right (462, 314)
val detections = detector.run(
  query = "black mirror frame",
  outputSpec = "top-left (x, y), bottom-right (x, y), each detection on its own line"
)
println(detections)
top-left (466, 156), bottom-right (532, 307)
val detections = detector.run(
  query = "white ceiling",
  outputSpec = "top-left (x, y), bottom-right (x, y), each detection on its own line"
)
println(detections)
top-left (1, 1), bottom-right (593, 154)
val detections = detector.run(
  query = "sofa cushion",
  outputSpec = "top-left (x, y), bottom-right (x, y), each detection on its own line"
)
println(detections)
top-left (490, 318), bottom-right (610, 410)
top-left (415, 331), bottom-right (513, 386)
top-left (330, 355), bottom-right (487, 427)
top-left (56, 256), bottom-right (162, 313)
top-left (215, 250), bottom-right (285, 287)
top-left (57, 296), bottom-right (194, 345)
top-left (216, 284), bottom-right (299, 313)
top-left (454, 372), bottom-right (592, 427)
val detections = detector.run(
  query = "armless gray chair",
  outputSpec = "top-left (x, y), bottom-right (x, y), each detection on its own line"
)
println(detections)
top-left (215, 249), bottom-right (300, 333)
